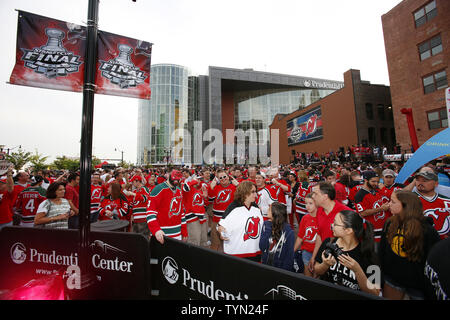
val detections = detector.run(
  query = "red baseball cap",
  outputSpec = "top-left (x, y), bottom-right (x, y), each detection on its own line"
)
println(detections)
top-left (170, 170), bottom-right (183, 181)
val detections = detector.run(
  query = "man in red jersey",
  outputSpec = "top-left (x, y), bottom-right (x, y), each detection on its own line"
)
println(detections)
top-left (208, 169), bottom-right (238, 251)
top-left (14, 176), bottom-right (46, 227)
top-left (90, 172), bottom-right (103, 223)
top-left (0, 167), bottom-right (15, 230)
top-left (413, 170), bottom-right (450, 240)
top-left (147, 170), bottom-right (187, 244)
top-left (354, 171), bottom-right (390, 247)
top-left (310, 181), bottom-right (351, 269)
top-left (182, 176), bottom-right (208, 246)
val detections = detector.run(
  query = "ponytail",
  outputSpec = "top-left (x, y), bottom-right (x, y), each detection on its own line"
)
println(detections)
top-left (340, 210), bottom-right (378, 265)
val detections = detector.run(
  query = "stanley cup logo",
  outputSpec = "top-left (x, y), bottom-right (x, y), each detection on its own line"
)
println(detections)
top-left (99, 43), bottom-right (147, 89)
top-left (40, 28), bottom-right (66, 52)
top-left (114, 44), bottom-right (134, 67)
top-left (21, 27), bottom-right (82, 78)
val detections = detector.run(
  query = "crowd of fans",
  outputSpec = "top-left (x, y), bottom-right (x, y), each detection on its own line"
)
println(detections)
top-left (0, 152), bottom-right (449, 300)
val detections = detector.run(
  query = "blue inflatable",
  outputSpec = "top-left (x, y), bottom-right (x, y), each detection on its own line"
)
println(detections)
top-left (395, 128), bottom-right (450, 184)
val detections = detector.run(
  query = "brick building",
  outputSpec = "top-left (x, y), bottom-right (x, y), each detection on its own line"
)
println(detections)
top-left (382, 0), bottom-right (449, 151)
top-left (270, 69), bottom-right (394, 165)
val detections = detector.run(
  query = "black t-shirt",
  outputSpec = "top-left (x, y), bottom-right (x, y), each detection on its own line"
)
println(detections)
top-left (424, 238), bottom-right (450, 300)
top-left (315, 237), bottom-right (374, 291)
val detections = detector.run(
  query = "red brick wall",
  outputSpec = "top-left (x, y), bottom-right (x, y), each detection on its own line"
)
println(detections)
top-left (382, 0), bottom-right (449, 150)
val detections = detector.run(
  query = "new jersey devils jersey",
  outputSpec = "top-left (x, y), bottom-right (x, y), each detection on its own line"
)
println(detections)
top-left (414, 191), bottom-right (450, 240)
top-left (294, 181), bottom-right (311, 220)
top-left (132, 186), bottom-right (151, 223)
top-left (14, 186), bottom-right (47, 227)
top-left (90, 185), bottom-right (103, 217)
top-left (355, 188), bottom-right (391, 242)
top-left (147, 182), bottom-right (187, 239)
top-left (209, 183), bottom-right (236, 223)
top-left (256, 186), bottom-right (277, 220)
top-left (182, 180), bottom-right (207, 224)
top-left (219, 204), bottom-right (263, 258)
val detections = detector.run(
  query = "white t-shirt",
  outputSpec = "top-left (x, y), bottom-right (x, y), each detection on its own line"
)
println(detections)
top-left (218, 205), bottom-right (263, 258)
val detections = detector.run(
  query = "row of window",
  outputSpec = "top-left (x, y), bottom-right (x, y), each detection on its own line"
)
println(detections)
top-left (413, 1), bottom-right (448, 95)
top-left (365, 104), bottom-right (393, 121)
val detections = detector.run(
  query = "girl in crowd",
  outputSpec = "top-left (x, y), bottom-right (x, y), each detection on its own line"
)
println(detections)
top-left (379, 190), bottom-right (440, 300)
top-left (260, 202), bottom-right (296, 271)
top-left (294, 193), bottom-right (318, 277)
top-left (314, 210), bottom-right (380, 296)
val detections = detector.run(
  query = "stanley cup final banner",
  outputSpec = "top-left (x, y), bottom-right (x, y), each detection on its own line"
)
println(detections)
top-left (9, 10), bottom-right (86, 93)
top-left (96, 30), bottom-right (152, 99)
top-left (9, 10), bottom-right (152, 100)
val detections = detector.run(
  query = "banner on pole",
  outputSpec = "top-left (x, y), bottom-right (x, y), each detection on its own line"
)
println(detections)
top-left (96, 30), bottom-right (152, 99)
top-left (9, 10), bottom-right (152, 100)
top-left (9, 10), bottom-right (86, 93)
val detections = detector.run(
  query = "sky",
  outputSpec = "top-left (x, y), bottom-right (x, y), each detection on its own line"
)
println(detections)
top-left (0, 0), bottom-right (403, 165)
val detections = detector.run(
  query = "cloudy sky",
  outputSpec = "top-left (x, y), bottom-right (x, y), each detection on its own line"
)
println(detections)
top-left (0, 0), bottom-right (403, 165)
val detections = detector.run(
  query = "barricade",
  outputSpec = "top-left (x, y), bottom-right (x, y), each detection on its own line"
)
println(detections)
top-left (0, 227), bottom-right (380, 300)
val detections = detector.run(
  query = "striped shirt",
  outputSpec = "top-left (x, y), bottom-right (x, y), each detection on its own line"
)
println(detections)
top-left (36, 199), bottom-right (71, 229)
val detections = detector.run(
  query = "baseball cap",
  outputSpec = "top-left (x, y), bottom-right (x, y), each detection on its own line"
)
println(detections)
top-left (382, 169), bottom-right (396, 177)
top-left (30, 175), bottom-right (44, 186)
top-left (129, 175), bottom-right (143, 183)
top-left (170, 170), bottom-right (183, 181)
top-left (415, 171), bottom-right (438, 181)
top-left (362, 170), bottom-right (378, 181)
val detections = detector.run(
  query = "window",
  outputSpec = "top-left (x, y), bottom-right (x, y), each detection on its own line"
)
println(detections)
top-left (377, 105), bottom-right (385, 120)
top-left (418, 34), bottom-right (443, 60)
top-left (414, 0), bottom-right (437, 28)
top-left (427, 108), bottom-right (448, 129)
top-left (368, 127), bottom-right (376, 145)
top-left (365, 103), bottom-right (374, 120)
top-left (423, 70), bottom-right (447, 94)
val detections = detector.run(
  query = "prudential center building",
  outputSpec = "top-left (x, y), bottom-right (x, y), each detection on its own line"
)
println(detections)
top-left (137, 64), bottom-right (343, 165)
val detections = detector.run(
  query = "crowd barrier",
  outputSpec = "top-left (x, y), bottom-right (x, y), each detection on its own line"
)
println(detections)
top-left (0, 227), bottom-right (379, 300)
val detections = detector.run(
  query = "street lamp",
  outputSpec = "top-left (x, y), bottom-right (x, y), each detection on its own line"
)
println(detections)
top-left (115, 148), bottom-right (124, 164)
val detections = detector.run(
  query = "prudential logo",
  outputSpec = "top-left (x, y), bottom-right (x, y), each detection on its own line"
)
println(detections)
top-left (10, 242), bottom-right (27, 265)
top-left (162, 256), bottom-right (179, 284)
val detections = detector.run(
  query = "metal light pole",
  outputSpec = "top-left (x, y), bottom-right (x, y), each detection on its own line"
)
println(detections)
top-left (71, 0), bottom-right (99, 298)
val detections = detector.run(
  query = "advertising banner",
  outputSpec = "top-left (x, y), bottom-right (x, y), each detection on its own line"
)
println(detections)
top-left (287, 106), bottom-right (323, 146)
top-left (446, 87), bottom-right (450, 128)
top-left (150, 237), bottom-right (378, 300)
top-left (9, 10), bottom-right (86, 93)
top-left (0, 227), bottom-right (150, 299)
top-left (96, 30), bottom-right (152, 99)
top-left (9, 11), bottom-right (152, 99)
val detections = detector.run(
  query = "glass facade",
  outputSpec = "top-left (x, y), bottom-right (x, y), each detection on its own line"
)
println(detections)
top-left (137, 64), bottom-right (197, 165)
top-left (234, 88), bottom-right (335, 146)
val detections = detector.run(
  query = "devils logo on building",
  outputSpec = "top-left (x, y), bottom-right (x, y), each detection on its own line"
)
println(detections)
top-left (287, 106), bottom-right (323, 146)
top-left (244, 217), bottom-right (261, 241)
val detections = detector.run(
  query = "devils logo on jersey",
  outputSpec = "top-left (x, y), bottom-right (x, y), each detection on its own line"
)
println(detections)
top-left (192, 193), bottom-right (204, 207)
top-left (424, 208), bottom-right (450, 238)
top-left (216, 189), bottom-right (232, 204)
top-left (244, 216), bottom-right (261, 241)
top-left (168, 197), bottom-right (182, 218)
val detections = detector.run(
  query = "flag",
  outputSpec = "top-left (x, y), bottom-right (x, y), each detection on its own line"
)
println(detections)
top-left (96, 30), bottom-right (152, 99)
top-left (9, 10), bottom-right (152, 100)
top-left (9, 10), bottom-right (86, 93)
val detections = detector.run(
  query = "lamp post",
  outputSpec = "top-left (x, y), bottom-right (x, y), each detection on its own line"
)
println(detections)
top-left (115, 148), bottom-right (124, 164)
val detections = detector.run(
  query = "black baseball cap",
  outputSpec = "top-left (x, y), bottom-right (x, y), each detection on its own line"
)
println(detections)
top-left (362, 170), bottom-right (378, 181)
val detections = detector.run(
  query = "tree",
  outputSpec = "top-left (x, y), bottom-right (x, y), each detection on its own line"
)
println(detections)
top-left (52, 156), bottom-right (80, 171)
top-left (29, 150), bottom-right (49, 172)
top-left (5, 148), bottom-right (32, 170)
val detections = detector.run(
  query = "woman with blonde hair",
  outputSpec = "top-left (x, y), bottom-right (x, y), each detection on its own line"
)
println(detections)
top-left (379, 190), bottom-right (440, 299)
top-left (218, 181), bottom-right (263, 261)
